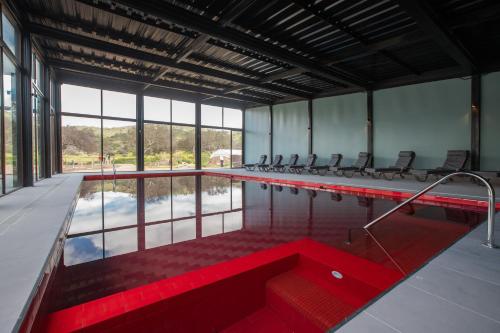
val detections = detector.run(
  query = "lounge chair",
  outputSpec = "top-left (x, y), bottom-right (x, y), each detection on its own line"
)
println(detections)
top-left (260, 154), bottom-right (283, 172)
top-left (305, 154), bottom-right (343, 175)
top-left (289, 154), bottom-right (317, 174)
top-left (244, 154), bottom-right (267, 171)
top-left (274, 154), bottom-right (299, 173)
top-left (411, 150), bottom-right (469, 182)
top-left (330, 152), bottom-right (372, 178)
top-left (365, 151), bottom-right (415, 180)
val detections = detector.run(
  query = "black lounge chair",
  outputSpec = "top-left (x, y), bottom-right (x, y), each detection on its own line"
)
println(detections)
top-left (411, 150), bottom-right (469, 182)
top-left (260, 154), bottom-right (283, 172)
top-left (274, 154), bottom-right (299, 173)
top-left (289, 154), bottom-right (317, 174)
top-left (365, 151), bottom-right (415, 180)
top-left (305, 154), bottom-right (343, 175)
top-left (244, 154), bottom-right (267, 171)
top-left (330, 152), bottom-right (372, 178)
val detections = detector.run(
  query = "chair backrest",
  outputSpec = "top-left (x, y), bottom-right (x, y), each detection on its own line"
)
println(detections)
top-left (353, 152), bottom-right (371, 168)
top-left (272, 154), bottom-right (283, 166)
top-left (329, 154), bottom-right (343, 167)
top-left (442, 150), bottom-right (469, 170)
top-left (288, 154), bottom-right (299, 166)
top-left (258, 154), bottom-right (267, 164)
top-left (306, 154), bottom-right (317, 167)
top-left (394, 151), bottom-right (415, 169)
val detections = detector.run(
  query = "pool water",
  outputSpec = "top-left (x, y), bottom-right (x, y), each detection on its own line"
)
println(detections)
top-left (37, 175), bottom-right (486, 332)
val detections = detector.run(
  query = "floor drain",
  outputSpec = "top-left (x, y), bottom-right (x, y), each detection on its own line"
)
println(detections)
top-left (331, 270), bottom-right (343, 279)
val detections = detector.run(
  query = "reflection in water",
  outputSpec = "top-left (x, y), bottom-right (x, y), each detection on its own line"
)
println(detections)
top-left (52, 176), bottom-right (484, 312)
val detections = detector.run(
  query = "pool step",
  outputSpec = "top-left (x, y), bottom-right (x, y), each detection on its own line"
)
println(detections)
top-left (222, 306), bottom-right (294, 333)
top-left (266, 271), bottom-right (355, 333)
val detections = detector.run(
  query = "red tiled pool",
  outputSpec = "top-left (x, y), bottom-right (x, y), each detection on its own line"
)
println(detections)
top-left (32, 174), bottom-right (486, 333)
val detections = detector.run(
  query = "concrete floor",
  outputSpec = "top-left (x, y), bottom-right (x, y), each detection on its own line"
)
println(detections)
top-left (1, 169), bottom-right (499, 333)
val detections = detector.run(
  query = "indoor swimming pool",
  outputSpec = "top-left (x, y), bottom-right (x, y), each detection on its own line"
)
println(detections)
top-left (35, 174), bottom-right (487, 332)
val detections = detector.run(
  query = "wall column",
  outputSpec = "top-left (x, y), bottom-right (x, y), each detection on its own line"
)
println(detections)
top-left (136, 93), bottom-right (144, 171)
top-left (367, 90), bottom-right (374, 166)
top-left (195, 100), bottom-right (202, 169)
top-left (242, 108), bottom-right (246, 164)
top-left (471, 75), bottom-right (481, 170)
top-left (269, 104), bottom-right (273, 159)
top-left (307, 99), bottom-right (313, 155)
top-left (21, 30), bottom-right (33, 186)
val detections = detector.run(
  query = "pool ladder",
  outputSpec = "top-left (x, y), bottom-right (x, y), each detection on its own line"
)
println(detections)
top-left (364, 172), bottom-right (497, 249)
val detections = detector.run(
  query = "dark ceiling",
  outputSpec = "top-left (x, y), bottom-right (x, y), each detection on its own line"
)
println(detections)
top-left (16, 0), bottom-right (500, 108)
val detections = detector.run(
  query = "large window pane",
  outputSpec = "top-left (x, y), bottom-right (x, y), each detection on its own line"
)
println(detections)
top-left (144, 96), bottom-right (170, 122)
top-left (2, 13), bottom-right (18, 56)
top-left (201, 128), bottom-right (231, 168)
top-left (103, 90), bottom-right (136, 119)
top-left (231, 131), bottom-right (242, 168)
top-left (3, 54), bottom-right (20, 191)
top-left (61, 84), bottom-right (101, 116)
top-left (224, 108), bottom-right (242, 128)
top-left (201, 104), bottom-right (222, 127)
top-left (103, 120), bottom-right (136, 171)
top-left (32, 93), bottom-right (43, 180)
top-left (61, 116), bottom-right (101, 173)
top-left (172, 125), bottom-right (195, 169)
top-left (144, 123), bottom-right (171, 170)
top-left (172, 100), bottom-right (195, 124)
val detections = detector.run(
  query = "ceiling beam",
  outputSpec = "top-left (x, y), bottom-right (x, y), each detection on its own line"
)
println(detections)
top-left (397, 0), bottom-right (478, 73)
top-left (145, 0), bottom-right (258, 90)
top-left (293, 0), bottom-right (420, 75)
top-left (48, 59), bottom-right (273, 105)
top-left (29, 23), bottom-right (312, 98)
top-left (92, 0), bottom-right (369, 88)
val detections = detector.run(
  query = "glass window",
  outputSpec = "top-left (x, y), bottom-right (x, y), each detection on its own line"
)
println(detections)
top-left (61, 84), bottom-right (101, 116)
top-left (3, 54), bottom-right (20, 192)
top-left (201, 104), bottom-right (222, 127)
top-left (61, 116), bottom-right (101, 173)
top-left (172, 125), bottom-right (195, 169)
top-left (103, 90), bottom-right (136, 119)
top-left (172, 100), bottom-right (195, 124)
top-left (223, 108), bottom-right (242, 128)
top-left (32, 93), bottom-right (43, 180)
top-left (144, 96), bottom-right (170, 122)
top-left (231, 131), bottom-right (242, 168)
top-left (103, 120), bottom-right (136, 171)
top-left (144, 123), bottom-right (171, 170)
top-left (2, 13), bottom-right (18, 56)
top-left (201, 128), bottom-right (231, 169)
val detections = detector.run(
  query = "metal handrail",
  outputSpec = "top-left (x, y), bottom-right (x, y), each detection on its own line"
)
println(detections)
top-left (364, 172), bottom-right (497, 249)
